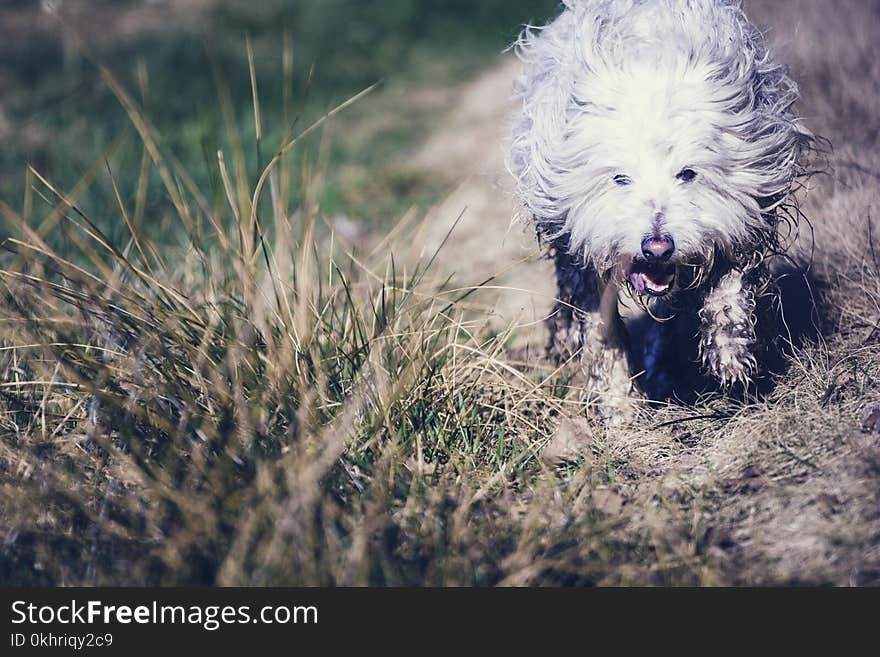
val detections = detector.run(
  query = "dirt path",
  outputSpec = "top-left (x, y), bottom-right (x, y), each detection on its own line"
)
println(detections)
top-left (407, 57), bottom-right (555, 350)
top-left (404, 1), bottom-right (880, 584)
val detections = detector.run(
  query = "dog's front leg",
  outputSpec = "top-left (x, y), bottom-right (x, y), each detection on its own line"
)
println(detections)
top-left (546, 250), bottom-right (633, 422)
top-left (699, 267), bottom-right (762, 387)
top-left (586, 280), bottom-right (635, 422)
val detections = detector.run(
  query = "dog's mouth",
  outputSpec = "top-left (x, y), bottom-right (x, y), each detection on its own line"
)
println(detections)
top-left (627, 261), bottom-right (676, 297)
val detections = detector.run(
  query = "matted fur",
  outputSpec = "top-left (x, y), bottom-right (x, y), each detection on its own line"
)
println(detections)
top-left (507, 0), bottom-right (815, 408)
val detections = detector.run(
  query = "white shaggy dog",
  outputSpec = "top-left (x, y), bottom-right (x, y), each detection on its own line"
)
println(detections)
top-left (508, 0), bottom-right (813, 417)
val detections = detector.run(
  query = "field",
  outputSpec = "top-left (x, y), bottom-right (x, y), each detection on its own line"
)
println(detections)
top-left (1, 0), bottom-right (879, 586)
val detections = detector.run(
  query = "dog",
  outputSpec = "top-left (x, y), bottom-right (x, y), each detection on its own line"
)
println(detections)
top-left (508, 0), bottom-right (814, 418)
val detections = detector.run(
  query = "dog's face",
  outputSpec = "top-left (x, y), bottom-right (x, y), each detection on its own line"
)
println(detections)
top-left (560, 66), bottom-right (764, 299)
top-left (508, 4), bottom-right (811, 302)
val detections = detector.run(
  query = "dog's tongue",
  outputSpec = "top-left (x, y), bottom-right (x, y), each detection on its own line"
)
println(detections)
top-left (629, 266), bottom-right (675, 294)
top-left (629, 270), bottom-right (647, 292)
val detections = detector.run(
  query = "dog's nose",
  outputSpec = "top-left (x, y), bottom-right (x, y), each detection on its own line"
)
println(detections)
top-left (641, 235), bottom-right (675, 261)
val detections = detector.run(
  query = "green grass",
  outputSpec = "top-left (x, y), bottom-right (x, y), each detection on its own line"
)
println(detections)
top-left (0, 0), bottom-right (559, 246)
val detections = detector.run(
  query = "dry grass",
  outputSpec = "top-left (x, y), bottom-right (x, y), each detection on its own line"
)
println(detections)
top-left (2, 0), bottom-right (880, 586)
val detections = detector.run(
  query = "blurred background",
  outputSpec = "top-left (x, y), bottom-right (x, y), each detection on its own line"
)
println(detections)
top-left (0, 0), bottom-right (558, 246)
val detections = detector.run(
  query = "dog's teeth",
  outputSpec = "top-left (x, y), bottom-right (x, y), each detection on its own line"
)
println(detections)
top-left (630, 269), bottom-right (673, 294)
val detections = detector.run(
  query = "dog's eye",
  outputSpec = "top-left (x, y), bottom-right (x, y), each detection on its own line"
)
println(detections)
top-left (613, 174), bottom-right (632, 186)
top-left (676, 168), bottom-right (697, 182)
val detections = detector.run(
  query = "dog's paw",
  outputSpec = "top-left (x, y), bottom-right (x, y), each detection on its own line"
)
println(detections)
top-left (584, 347), bottom-right (636, 425)
top-left (699, 269), bottom-right (761, 388)
top-left (702, 335), bottom-right (757, 387)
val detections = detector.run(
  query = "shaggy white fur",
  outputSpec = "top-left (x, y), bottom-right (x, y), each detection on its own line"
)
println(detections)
top-left (507, 0), bottom-right (813, 412)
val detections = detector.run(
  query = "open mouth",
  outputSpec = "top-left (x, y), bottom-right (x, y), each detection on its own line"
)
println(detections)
top-left (628, 261), bottom-right (676, 297)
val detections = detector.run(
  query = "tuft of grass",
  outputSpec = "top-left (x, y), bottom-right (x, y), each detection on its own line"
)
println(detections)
top-left (0, 59), bottom-right (575, 585)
